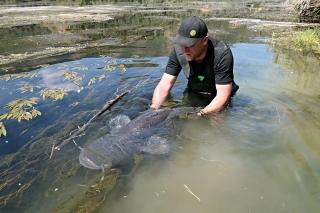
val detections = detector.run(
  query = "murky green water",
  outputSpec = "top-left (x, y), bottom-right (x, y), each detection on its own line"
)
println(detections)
top-left (0, 5), bottom-right (320, 213)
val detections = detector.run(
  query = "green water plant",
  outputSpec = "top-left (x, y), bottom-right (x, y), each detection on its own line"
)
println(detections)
top-left (40, 88), bottom-right (68, 100)
top-left (19, 83), bottom-right (34, 93)
top-left (0, 98), bottom-right (41, 123)
top-left (0, 72), bottom-right (38, 82)
top-left (72, 65), bottom-right (89, 71)
top-left (61, 70), bottom-right (84, 87)
top-left (0, 122), bottom-right (6, 136)
top-left (271, 28), bottom-right (320, 54)
top-left (87, 74), bottom-right (106, 86)
top-left (102, 64), bottom-right (127, 72)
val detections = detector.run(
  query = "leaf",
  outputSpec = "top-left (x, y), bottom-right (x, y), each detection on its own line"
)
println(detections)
top-left (0, 113), bottom-right (8, 121)
top-left (7, 114), bottom-right (13, 119)
top-left (3, 74), bottom-right (11, 81)
top-left (0, 123), bottom-right (7, 137)
top-left (25, 112), bottom-right (32, 119)
top-left (31, 109), bottom-right (37, 117)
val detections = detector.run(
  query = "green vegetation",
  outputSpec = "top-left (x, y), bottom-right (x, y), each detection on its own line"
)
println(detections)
top-left (0, 57), bottom-right (139, 137)
top-left (0, 98), bottom-right (41, 121)
top-left (271, 28), bottom-right (320, 54)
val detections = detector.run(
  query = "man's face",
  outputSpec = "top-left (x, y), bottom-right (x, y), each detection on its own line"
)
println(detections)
top-left (180, 37), bottom-right (208, 61)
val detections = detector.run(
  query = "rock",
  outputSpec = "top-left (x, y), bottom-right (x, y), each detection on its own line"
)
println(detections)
top-left (295, 0), bottom-right (320, 23)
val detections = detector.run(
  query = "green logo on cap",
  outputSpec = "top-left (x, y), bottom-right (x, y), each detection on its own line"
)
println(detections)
top-left (190, 30), bottom-right (196, 37)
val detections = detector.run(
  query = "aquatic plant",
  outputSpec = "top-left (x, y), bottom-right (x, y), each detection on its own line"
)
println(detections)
top-left (72, 65), bottom-right (89, 71)
top-left (19, 82), bottom-right (34, 93)
top-left (290, 28), bottom-right (320, 52)
top-left (0, 98), bottom-right (41, 124)
top-left (0, 57), bottom-right (149, 138)
top-left (40, 88), bottom-right (68, 100)
top-left (0, 122), bottom-right (6, 136)
top-left (0, 72), bottom-right (38, 82)
top-left (87, 74), bottom-right (106, 86)
top-left (101, 64), bottom-right (127, 72)
top-left (271, 28), bottom-right (320, 54)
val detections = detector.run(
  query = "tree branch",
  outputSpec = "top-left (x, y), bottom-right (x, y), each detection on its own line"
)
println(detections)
top-left (54, 90), bottom-right (129, 150)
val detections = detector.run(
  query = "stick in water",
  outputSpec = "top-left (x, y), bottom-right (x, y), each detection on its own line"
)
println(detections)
top-left (54, 90), bottom-right (129, 150)
top-left (184, 184), bottom-right (201, 201)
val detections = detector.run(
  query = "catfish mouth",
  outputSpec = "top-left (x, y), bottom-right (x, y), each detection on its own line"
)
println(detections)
top-left (79, 148), bottom-right (111, 170)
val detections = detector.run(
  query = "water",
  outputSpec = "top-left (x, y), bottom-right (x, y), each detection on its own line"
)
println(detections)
top-left (101, 43), bottom-right (320, 213)
top-left (0, 6), bottom-right (320, 213)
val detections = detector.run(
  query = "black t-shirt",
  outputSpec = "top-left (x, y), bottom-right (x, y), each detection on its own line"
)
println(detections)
top-left (165, 38), bottom-right (234, 95)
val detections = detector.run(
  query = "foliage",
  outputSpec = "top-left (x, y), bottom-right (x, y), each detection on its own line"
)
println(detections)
top-left (0, 98), bottom-right (41, 123)
top-left (0, 122), bottom-right (7, 136)
top-left (19, 83), bottom-right (34, 93)
top-left (40, 88), bottom-right (68, 100)
top-left (87, 74), bottom-right (106, 86)
top-left (0, 57), bottom-right (132, 137)
top-left (270, 28), bottom-right (320, 54)
top-left (0, 72), bottom-right (37, 82)
top-left (102, 64), bottom-right (127, 73)
top-left (61, 70), bottom-right (84, 87)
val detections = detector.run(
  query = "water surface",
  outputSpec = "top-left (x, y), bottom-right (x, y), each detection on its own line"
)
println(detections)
top-left (0, 10), bottom-right (320, 213)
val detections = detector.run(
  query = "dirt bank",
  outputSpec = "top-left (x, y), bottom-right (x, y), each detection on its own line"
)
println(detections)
top-left (0, 5), bottom-right (125, 28)
top-left (0, 2), bottom-right (317, 73)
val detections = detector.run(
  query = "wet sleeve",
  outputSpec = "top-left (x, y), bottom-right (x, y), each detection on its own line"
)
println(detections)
top-left (215, 48), bottom-right (234, 85)
top-left (165, 49), bottom-right (182, 76)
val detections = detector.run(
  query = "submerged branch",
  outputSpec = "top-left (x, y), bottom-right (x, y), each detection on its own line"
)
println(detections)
top-left (54, 90), bottom-right (129, 150)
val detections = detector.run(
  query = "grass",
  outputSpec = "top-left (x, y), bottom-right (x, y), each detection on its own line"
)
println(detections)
top-left (271, 28), bottom-right (320, 54)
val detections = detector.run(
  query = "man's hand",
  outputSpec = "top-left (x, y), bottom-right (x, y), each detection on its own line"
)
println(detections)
top-left (151, 73), bottom-right (177, 109)
top-left (149, 103), bottom-right (160, 109)
top-left (197, 109), bottom-right (207, 116)
top-left (202, 83), bottom-right (232, 114)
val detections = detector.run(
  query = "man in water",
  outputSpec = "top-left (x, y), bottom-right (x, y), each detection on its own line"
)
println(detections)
top-left (150, 16), bottom-right (239, 116)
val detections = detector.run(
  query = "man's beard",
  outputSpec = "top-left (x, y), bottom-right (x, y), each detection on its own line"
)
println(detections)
top-left (184, 47), bottom-right (205, 61)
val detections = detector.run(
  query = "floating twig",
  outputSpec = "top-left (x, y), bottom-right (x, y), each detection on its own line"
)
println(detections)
top-left (200, 157), bottom-right (223, 162)
top-left (49, 137), bottom-right (55, 159)
top-left (184, 184), bottom-right (201, 201)
top-left (54, 90), bottom-right (129, 150)
top-left (200, 157), bottom-right (226, 170)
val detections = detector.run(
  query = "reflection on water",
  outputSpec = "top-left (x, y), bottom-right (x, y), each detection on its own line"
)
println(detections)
top-left (0, 11), bottom-right (270, 73)
top-left (1, 17), bottom-right (320, 213)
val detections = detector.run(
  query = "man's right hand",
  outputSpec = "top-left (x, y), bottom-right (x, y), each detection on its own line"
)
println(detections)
top-left (151, 73), bottom-right (177, 109)
top-left (149, 103), bottom-right (160, 109)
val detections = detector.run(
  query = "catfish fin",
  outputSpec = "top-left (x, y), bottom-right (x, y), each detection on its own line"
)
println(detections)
top-left (141, 135), bottom-right (170, 154)
top-left (108, 115), bottom-right (131, 133)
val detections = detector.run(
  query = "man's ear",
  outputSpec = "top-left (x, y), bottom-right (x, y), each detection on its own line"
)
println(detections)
top-left (203, 36), bottom-right (209, 45)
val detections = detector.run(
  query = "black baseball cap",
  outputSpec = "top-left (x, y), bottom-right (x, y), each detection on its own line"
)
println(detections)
top-left (172, 16), bottom-right (208, 47)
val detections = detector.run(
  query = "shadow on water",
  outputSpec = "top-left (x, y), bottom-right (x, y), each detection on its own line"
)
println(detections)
top-left (0, 3), bottom-right (320, 213)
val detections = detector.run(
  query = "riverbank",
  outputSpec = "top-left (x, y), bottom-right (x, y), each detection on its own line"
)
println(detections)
top-left (0, 1), bottom-right (318, 73)
top-left (0, 5), bottom-right (124, 28)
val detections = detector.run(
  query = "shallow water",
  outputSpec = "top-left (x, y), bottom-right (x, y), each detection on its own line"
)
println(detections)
top-left (101, 44), bottom-right (320, 213)
top-left (0, 9), bottom-right (320, 213)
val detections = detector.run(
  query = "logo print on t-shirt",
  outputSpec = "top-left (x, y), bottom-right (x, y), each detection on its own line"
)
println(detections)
top-left (198, 76), bottom-right (205, 81)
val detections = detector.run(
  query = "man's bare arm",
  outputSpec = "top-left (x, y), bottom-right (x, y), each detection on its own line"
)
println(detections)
top-left (150, 73), bottom-right (177, 109)
top-left (200, 83), bottom-right (232, 114)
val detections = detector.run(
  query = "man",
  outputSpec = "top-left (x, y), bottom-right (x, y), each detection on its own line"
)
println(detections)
top-left (150, 16), bottom-right (239, 116)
